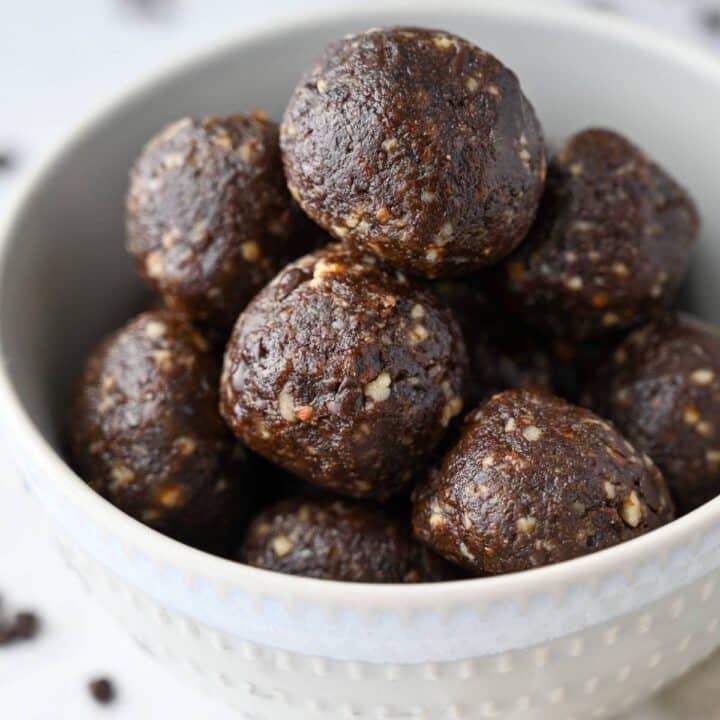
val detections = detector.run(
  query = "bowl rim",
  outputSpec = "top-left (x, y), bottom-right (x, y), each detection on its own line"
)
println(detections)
top-left (2, 0), bottom-right (720, 608)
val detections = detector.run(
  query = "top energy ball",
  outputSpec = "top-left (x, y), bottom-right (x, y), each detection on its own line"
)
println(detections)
top-left (280, 27), bottom-right (546, 278)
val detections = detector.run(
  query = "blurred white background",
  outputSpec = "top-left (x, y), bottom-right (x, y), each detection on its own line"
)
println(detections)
top-left (1, 1), bottom-right (719, 718)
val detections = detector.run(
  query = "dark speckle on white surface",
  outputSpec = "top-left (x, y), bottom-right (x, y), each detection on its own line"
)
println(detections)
top-left (0, 151), bottom-right (15, 172)
top-left (699, 6), bottom-right (720, 34)
top-left (115, 0), bottom-right (178, 20)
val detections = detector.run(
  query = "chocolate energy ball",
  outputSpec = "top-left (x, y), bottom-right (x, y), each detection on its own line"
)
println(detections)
top-left (241, 498), bottom-right (456, 582)
top-left (127, 113), bottom-right (320, 328)
top-left (500, 128), bottom-right (699, 340)
top-left (434, 279), bottom-right (555, 406)
top-left (220, 244), bottom-right (467, 500)
top-left (281, 27), bottom-right (546, 278)
top-left (69, 310), bottom-right (245, 545)
top-left (589, 314), bottom-right (720, 514)
top-left (412, 389), bottom-right (674, 575)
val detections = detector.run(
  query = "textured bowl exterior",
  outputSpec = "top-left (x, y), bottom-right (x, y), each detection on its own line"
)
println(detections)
top-left (3, 2), bottom-right (720, 718)
top-left (13, 440), bottom-right (720, 719)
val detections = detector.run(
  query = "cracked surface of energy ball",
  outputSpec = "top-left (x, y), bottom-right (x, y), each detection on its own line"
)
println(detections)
top-left (241, 498), bottom-right (458, 582)
top-left (500, 128), bottom-right (699, 340)
top-left (589, 314), bottom-right (720, 514)
top-left (281, 27), bottom-right (546, 278)
top-left (220, 244), bottom-right (467, 500)
top-left (69, 310), bottom-right (246, 548)
top-left (412, 389), bottom-right (674, 575)
top-left (127, 113), bottom-right (321, 327)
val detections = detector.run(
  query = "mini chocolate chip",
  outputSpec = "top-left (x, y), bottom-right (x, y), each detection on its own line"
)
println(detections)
top-left (0, 611), bottom-right (40, 645)
top-left (118, 0), bottom-right (176, 19)
top-left (12, 612), bottom-right (38, 639)
top-left (587, 0), bottom-right (617, 11)
top-left (89, 677), bottom-right (116, 705)
top-left (0, 151), bottom-right (14, 171)
top-left (700, 8), bottom-right (720, 34)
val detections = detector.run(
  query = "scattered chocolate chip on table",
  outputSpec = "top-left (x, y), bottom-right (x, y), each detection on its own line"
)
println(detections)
top-left (88, 677), bottom-right (116, 705)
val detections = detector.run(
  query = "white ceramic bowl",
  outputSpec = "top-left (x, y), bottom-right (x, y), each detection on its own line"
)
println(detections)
top-left (2, 2), bottom-right (720, 718)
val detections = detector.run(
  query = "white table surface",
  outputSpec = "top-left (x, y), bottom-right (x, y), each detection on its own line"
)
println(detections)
top-left (1, 1), bottom-right (719, 717)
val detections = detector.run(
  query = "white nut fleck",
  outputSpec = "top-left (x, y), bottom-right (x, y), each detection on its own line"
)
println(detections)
top-left (189, 220), bottom-right (210, 245)
top-left (516, 516), bottom-right (537, 534)
top-left (572, 220), bottom-right (596, 233)
top-left (152, 349), bottom-right (174, 373)
top-left (421, 190), bottom-right (436, 203)
top-left (272, 535), bottom-right (294, 558)
top-left (161, 227), bottom-right (180, 250)
top-left (316, 78), bottom-right (328, 93)
top-left (458, 541), bottom-right (476, 561)
top-left (111, 465), bottom-right (135, 488)
top-left (408, 324), bottom-right (429, 344)
top-left (364, 371), bottom-right (392, 403)
top-left (434, 222), bottom-right (453, 246)
top-left (602, 312), bottom-right (620, 328)
top-left (159, 484), bottom-right (185, 508)
top-left (440, 396), bottom-right (463, 427)
top-left (310, 258), bottom-right (344, 286)
top-left (241, 240), bottom-right (261, 262)
top-left (465, 76), bottom-right (479, 92)
top-left (382, 137), bottom-right (399, 153)
top-left (287, 183), bottom-right (301, 202)
top-left (174, 436), bottom-right (196, 456)
top-left (621, 491), bottom-right (643, 528)
top-left (522, 425), bottom-right (542, 442)
top-left (565, 276), bottom-right (583, 291)
top-left (145, 320), bottom-right (167, 340)
top-left (604, 481), bottom-right (616, 500)
top-left (690, 369), bottom-right (715, 386)
top-left (278, 389), bottom-right (297, 423)
top-left (411, 304), bottom-right (425, 320)
top-left (429, 513), bottom-right (446, 529)
top-left (505, 418), bottom-right (517, 433)
top-left (697, 421), bottom-right (715, 438)
top-left (433, 35), bottom-right (454, 49)
top-left (145, 252), bottom-right (164, 279)
top-left (425, 248), bottom-right (440, 263)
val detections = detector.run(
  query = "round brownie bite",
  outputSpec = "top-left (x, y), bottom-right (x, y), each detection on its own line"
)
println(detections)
top-left (220, 244), bottom-right (467, 500)
top-left (241, 498), bottom-right (456, 582)
top-left (412, 389), bottom-right (674, 575)
top-left (500, 128), bottom-right (699, 340)
top-left (281, 27), bottom-right (546, 278)
top-left (434, 279), bottom-right (555, 406)
top-left (69, 310), bottom-right (245, 546)
top-left (589, 314), bottom-right (720, 513)
top-left (127, 113), bottom-right (319, 328)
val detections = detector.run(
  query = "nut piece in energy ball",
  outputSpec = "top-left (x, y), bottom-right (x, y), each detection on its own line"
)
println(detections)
top-left (127, 113), bottom-right (318, 328)
top-left (412, 389), bottom-right (674, 575)
top-left (500, 128), bottom-right (699, 340)
top-left (281, 27), bottom-right (546, 278)
top-left (220, 244), bottom-right (467, 500)
top-left (589, 313), bottom-right (720, 514)
top-left (434, 278), bottom-right (555, 407)
top-left (69, 310), bottom-right (246, 547)
top-left (241, 498), bottom-right (457, 582)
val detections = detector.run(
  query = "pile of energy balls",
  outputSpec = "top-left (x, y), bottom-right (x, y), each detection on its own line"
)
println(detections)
top-left (69, 27), bottom-right (716, 582)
